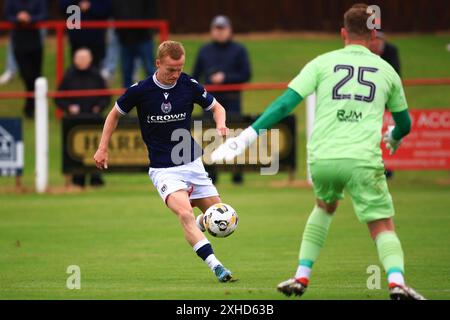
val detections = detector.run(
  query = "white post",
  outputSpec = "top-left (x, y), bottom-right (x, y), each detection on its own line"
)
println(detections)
top-left (305, 93), bottom-right (316, 185)
top-left (35, 77), bottom-right (48, 194)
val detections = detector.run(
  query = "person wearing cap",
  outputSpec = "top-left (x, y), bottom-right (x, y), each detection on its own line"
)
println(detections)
top-left (192, 15), bottom-right (252, 185)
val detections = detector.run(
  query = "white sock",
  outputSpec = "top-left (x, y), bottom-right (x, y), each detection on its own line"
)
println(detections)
top-left (205, 254), bottom-right (222, 271)
top-left (196, 214), bottom-right (205, 231)
top-left (295, 265), bottom-right (312, 280)
top-left (388, 272), bottom-right (405, 285)
top-left (192, 238), bottom-right (210, 252)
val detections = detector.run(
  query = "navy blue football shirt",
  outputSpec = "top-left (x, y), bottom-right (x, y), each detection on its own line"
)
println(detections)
top-left (115, 72), bottom-right (216, 168)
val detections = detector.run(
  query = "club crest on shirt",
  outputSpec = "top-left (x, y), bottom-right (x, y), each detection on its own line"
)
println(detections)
top-left (161, 102), bottom-right (172, 114)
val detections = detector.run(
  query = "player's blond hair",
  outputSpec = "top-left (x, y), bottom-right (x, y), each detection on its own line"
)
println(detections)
top-left (344, 3), bottom-right (372, 39)
top-left (157, 41), bottom-right (186, 61)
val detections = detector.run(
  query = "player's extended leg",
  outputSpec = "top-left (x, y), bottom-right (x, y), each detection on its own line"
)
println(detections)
top-left (345, 161), bottom-right (425, 300)
top-left (191, 196), bottom-right (222, 232)
top-left (166, 190), bottom-right (232, 282)
top-left (368, 218), bottom-right (426, 300)
top-left (278, 199), bottom-right (336, 297)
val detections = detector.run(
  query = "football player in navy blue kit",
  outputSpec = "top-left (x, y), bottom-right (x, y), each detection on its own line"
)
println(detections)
top-left (94, 41), bottom-right (233, 282)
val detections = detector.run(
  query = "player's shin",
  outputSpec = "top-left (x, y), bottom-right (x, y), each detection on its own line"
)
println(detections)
top-left (375, 231), bottom-right (405, 286)
top-left (295, 206), bottom-right (334, 284)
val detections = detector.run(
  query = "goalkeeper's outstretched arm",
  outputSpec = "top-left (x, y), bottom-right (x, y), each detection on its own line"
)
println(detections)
top-left (211, 88), bottom-right (302, 161)
top-left (251, 88), bottom-right (303, 132)
top-left (234, 87), bottom-right (303, 145)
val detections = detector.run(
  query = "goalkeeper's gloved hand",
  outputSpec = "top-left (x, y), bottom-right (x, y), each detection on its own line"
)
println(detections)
top-left (383, 125), bottom-right (401, 155)
top-left (211, 127), bottom-right (258, 162)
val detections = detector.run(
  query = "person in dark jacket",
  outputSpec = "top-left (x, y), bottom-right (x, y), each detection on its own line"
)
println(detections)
top-left (5, 0), bottom-right (47, 119)
top-left (60, 0), bottom-right (112, 68)
top-left (112, 0), bottom-right (157, 88)
top-left (56, 48), bottom-right (110, 187)
top-left (370, 31), bottom-right (402, 179)
top-left (192, 15), bottom-right (251, 184)
top-left (370, 31), bottom-right (401, 76)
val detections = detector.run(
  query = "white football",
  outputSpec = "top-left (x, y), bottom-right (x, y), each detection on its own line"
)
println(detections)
top-left (203, 203), bottom-right (238, 238)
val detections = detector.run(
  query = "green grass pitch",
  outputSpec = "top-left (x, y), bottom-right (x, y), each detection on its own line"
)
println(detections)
top-left (0, 34), bottom-right (449, 299)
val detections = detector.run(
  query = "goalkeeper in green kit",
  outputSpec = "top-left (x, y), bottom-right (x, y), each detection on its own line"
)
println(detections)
top-left (212, 4), bottom-right (425, 300)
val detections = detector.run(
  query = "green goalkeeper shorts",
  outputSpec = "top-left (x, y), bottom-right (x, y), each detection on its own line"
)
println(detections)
top-left (309, 159), bottom-right (395, 223)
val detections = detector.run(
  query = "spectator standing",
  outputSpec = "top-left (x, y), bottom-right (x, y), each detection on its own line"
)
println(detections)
top-left (112, 0), bottom-right (157, 88)
top-left (192, 15), bottom-right (251, 184)
top-left (0, 29), bottom-right (46, 86)
top-left (60, 0), bottom-right (112, 68)
top-left (5, 0), bottom-right (47, 119)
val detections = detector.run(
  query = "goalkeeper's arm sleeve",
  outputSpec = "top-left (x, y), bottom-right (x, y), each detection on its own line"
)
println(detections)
top-left (391, 109), bottom-right (412, 140)
top-left (251, 88), bottom-right (303, 132)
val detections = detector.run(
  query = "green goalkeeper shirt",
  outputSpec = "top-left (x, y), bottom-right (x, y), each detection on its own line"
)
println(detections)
top-left (288, 44), bottom-right (408, 166)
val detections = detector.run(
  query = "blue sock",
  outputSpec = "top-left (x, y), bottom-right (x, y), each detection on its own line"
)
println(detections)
top-left (196, 243), bottom-right (214, 260)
